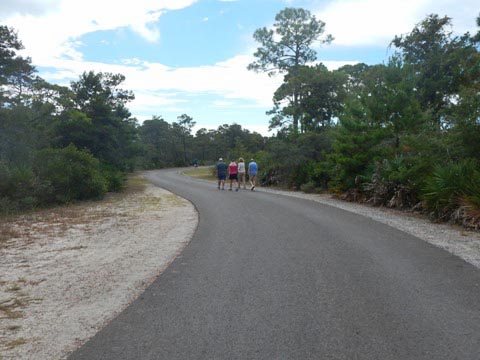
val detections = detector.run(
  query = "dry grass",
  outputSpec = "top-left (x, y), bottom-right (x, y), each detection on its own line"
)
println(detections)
top-left (0, 300), bottom-right (24, 319)
top-left (4, 338), bottom-right (27, 350)
top-left (6, 325), bottom-right (21, 331)
top-left (183, 167), bottom-right (216, 181)
top-left (0, 174), bottom-right (149, 250)
top-left (46, 245), bottom-right (88, 253)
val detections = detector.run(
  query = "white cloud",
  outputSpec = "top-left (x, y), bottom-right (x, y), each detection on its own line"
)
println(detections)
top-left (319, 60), bottom-right (359, 70)
top-left (0, 0), bottom-right (61, 17)
top-left (212, 101), bottom-right (235, 107)
top-left (314, 0), bottom-right (479, 47)
top-left (130, 91), bottom-right (186, 114)
top-left (33, 52), bottom-right (280, 120)
top-left (241, 124), bottom-right (272, 136)
top-left (2, 0), bottom-right (198, 63)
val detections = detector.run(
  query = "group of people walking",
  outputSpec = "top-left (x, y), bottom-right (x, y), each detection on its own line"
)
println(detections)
top-left (216, 157), bottom-right (258, 191)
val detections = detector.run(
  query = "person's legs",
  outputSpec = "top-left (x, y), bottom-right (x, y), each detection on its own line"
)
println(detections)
top-left (240, 173), bottom-right (246, 189)
top-left (250, 175), bottom-right (257, 190)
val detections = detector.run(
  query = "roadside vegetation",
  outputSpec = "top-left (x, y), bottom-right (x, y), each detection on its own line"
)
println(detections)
top-left (182, 167), bottom-right (216, 181)
top-left (1, 8), bottom-right (480, 228)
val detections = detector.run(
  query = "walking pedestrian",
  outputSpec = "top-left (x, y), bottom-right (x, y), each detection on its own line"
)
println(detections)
top-left (248, 158), bottom-right (258, 191)
top-left (216, 158), bottom-right (227, 190)
top-left (237, 157), bottom-right (246, 190)
top-left (228, 159), bottom-right (239, 191)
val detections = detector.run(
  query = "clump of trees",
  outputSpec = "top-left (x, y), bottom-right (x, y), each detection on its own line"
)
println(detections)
top-left (137, 119), bottom-right (265, 169)
top-left (248, 9), bottom-right (480, 228)
top-left (0, 26), bottom-right (138, 213)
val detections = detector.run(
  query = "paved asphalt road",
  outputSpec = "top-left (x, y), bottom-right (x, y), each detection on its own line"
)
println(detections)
top-left (68, 168), bottom-right (480, 360)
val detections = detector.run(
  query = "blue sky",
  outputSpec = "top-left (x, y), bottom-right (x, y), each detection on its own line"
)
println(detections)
top-left (1, 0), bottom-right (478, 135)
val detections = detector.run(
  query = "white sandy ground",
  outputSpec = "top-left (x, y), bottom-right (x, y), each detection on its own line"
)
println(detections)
top-left (1, 174), bottom-right (480, 360)
top-left (0, 178), bottom-right (197, 360)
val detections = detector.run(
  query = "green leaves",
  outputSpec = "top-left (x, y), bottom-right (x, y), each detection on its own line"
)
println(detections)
top-left (0, 25), bottom-right (36, 106)
top-left (34, 145), bottom-right (107, 204)
top-left (248, 7), bottom-right (334, 133)
top-left (423, 160), bottom-right (480, 224)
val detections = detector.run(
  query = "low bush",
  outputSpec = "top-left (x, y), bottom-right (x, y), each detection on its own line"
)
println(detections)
top-left (362, 156), bottom-right (430, 208)
top-left (34, 145), bottom-right (108, 204)
top-left (300, 181), bottom-right (317, 193)
top-left (423, 160), bottom-right (480, 226)
top-left (100, 164), bottom-right (126, 192)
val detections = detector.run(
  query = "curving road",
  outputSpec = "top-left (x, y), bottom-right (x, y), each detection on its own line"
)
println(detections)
top-left (69, 168), bottom-right (480, 360)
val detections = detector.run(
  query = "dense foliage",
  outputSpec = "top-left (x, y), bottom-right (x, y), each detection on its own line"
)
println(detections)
top-left (2, 9), bottom-right (480, 229)
top-left (248, 11), bottom-right (480, 228)
top-left (0, 26), bottom-right (138, 213)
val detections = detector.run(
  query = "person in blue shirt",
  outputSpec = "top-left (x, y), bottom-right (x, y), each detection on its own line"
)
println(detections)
top-left (248, 158), bottom-right (258, 191)
top-left (216, 158), bottom-right (227, 190)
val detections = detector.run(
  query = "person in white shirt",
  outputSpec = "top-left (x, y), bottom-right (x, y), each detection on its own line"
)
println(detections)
top-left (237, 157), bottom-right (246, 190)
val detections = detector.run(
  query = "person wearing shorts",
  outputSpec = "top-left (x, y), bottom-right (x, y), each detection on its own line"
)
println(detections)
top-left (237, 157), bottom-right (246, 190)
top-left (217, 158), bottom-right (227, 190)
top-left (228, 160), bottom-right (239, 191)
top-left (248, 158), bottom-right (258, 191)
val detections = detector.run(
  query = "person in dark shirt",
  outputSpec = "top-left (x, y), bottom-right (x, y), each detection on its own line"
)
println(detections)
top-left (216, 158), bottom-right (227, 190)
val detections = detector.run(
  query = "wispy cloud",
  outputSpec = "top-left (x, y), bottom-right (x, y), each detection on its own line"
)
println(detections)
top-left (0, 0), bottom-right (61, 17)
top-left (314, 0), bottom-right (479, 47)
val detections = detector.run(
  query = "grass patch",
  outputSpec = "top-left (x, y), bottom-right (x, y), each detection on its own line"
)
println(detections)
top-left (183, 167), bottom-right (216, 181)
top-left (0, 174), bottom-right (149, 247)
top-left (136, 194), bottom-right (185, 212)
top-left (122, 174), bottom-right (148, 195)
top-left (0, 304), bottom-right (23, 319)
top-left (7, 284), bottom-right (21, 292)
top-left (5, 338), bottom-right (27, 350)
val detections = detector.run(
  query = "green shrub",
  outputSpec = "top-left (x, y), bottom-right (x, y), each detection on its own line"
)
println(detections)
top-left (100, 164), bottom-right (126, 192)
top-left (0, 161), bottom-right (9, 195)
top-left (362, 156), bottom-right (431, 208)
top-left (300, 181), bottom-right (317, 193)
top-left (423, 160), bottom-right (480, 223)
top-left (34, 145), bottom-right (108, 204)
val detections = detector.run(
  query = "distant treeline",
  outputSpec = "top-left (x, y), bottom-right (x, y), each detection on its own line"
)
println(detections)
top-left (1, 10), bottom-right (480, 228)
